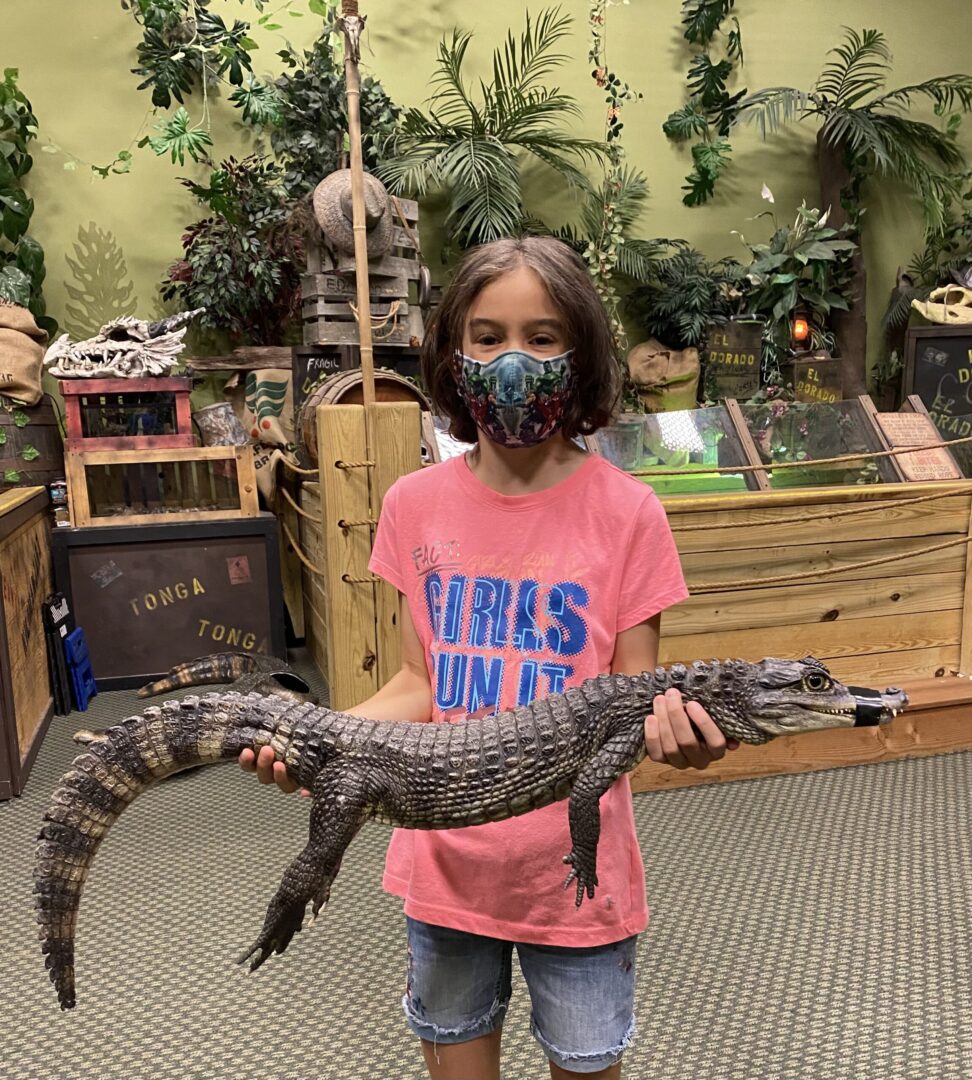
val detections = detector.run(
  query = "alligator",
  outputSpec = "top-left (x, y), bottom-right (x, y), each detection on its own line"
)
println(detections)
top-left (33, 656), bottom-right (906, 1009)
top-left (136, 652), bottom-right (317, 704)
top-left (71, 653), bottom-right (317, 749)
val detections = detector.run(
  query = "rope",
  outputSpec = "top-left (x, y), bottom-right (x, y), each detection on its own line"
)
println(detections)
top-left (342, 572), bottom-right (381, 584)
top-left (338, 517), bottom-right (378, 529)
top-left (391, 196), bottom-right (422, 256)
top-left (689, 533), bottom-right (972, 593)
top-left (277, 486), bottom-right (318, 521)
top-left (672, 485), bottom-right (972, 532)
top-left (633, 431), bottom-right (972, 478)
top-left (335, 459), bottom-right (375, 470)
top-left (277, 456), bottom-right (319, 477)
top-left (348, 299), bottom-right (402, 340)
top-left (281, 520), bottom-right (325, 577)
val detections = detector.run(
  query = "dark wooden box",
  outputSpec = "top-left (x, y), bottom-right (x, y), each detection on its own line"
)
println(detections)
top-left (52, 515), bottom-right (286, 691)
top-left (0, 487), bottom-right (54, 798)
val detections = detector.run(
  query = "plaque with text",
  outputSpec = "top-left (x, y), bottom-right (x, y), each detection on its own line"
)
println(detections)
top-left (704, 321), bottom-right (763, 401)
top-left (874, 412), bottom-right (963, 482)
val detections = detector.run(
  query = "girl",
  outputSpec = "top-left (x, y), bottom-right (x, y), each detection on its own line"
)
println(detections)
top-left (241, 236), bottom-right (736, 1079)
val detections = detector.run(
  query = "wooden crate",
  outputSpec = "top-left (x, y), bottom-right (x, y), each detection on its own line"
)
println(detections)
top-left (52, 515), bottom-right (286, 690)
top-left (631, 478), bottom-right (972, 791)
top-left (0, 487), bottom-right (53, 798)
top-left (303, 196), bottom-right (424, 349)
top-left (59, 377), bottom-right (194, 451)
top-left (65, 445), bottom-right (259, 527)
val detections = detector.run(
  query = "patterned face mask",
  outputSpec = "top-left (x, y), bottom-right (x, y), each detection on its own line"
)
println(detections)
top-left (453, 349), bottom-right (575, 448)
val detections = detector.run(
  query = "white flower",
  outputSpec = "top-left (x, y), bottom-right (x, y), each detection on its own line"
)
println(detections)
top-left (761, 183), bottom-right (775, 204)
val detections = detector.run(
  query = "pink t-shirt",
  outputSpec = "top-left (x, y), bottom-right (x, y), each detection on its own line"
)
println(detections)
top-left (368, 451), bottom-right (689, 946)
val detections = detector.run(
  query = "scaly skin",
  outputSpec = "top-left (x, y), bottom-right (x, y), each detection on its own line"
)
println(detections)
top-left (34, 657), bottom-right (907, 1010)
top-left (137, 652), bottom-right (315, 704)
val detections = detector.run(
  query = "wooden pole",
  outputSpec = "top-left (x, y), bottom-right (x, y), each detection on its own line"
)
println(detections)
top-left (339, 1), bottom-right (376, 407)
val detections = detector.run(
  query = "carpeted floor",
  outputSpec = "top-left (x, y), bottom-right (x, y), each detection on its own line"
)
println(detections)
top-left (1, 657), bottom-right (970, 1079)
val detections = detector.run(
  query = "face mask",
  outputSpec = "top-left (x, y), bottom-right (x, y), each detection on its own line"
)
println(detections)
top-left (453, 349), bottom-right (575, 448)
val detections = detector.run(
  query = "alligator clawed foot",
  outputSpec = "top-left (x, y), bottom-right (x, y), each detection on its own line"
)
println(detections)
top-left (562, 848), bottom-right (598, 908)
top-left (237, 897), bottom-right (306, 972)
top-left (309, 882), bottom-right (332, 923)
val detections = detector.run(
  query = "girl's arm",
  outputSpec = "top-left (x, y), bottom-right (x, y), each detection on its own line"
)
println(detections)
top-left (240, 594), bottom-right (432, 794)
top-left (611, 614), bottom-right (738, 771)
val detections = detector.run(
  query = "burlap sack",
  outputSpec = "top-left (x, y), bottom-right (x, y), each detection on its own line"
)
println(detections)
top-left (224, 369), bottom-right (298, 502)
top-left (627, 338), bottom-right (700, 413)
top-left (0, 302), bottom-right (48, 406)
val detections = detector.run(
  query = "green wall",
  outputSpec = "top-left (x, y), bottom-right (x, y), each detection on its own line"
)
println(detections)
top-left (4, 1), bottom-right (972, 372)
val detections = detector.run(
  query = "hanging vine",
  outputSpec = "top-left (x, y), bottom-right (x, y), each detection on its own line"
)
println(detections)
top-left (663, 0), bottom-right (746, 206)
top-left (585, 0), bottom-right (642, 348)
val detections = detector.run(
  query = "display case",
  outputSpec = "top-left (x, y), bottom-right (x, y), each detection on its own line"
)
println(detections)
top-left (736, 397), bottom-right (901, 489)
top-left (625, 405), bottom-right (758, 496)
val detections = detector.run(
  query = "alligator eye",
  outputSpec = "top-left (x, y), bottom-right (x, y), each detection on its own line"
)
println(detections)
top-left (804, 673), bottom-right (830, 691)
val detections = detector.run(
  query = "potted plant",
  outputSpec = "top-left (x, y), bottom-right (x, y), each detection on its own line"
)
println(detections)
top-left (162, 154), bottom-right (303, 356)
top-left (378, 8), bottom-right (608, 255)
top-left (736, 197), bottom-right (856, 386)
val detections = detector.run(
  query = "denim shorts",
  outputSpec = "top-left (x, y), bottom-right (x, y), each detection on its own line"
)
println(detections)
top-left (403, 917), bottom-right (637, 1075)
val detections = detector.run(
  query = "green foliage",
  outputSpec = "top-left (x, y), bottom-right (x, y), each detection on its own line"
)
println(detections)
top-left (161, 155), bottom-right (301, 345)
top-left (530, 167), bottom-right (660, 282)
top-left (125, 0), bottom-right (260, 109)
top-left (882, 170), bottom-right (972, 332)
top-left (624, 240), bottom-right (746, 350)
top-left (736, 27), bottom-right (972, 230)
top-left (378, 7), bottom-right (607, 251)
top-left (738, 201), bottom-right (857, 369)
top-left (144, 106), bottom-right (213, 164)
top-left (0, 69), bottom-right (55, 336)
top-left (270, 37), bottom-right (400, 199)
top-left (664, 0), bottom-right (745, 207)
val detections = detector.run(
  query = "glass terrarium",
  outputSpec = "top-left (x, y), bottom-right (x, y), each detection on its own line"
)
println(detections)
top-left (609, 406), bottom-right (757, 496)
top-left (738, 398), bottom-right (899, 489)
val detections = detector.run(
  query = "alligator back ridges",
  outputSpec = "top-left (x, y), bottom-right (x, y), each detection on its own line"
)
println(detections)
top-left (33, 692), bottom-right (305, 1010)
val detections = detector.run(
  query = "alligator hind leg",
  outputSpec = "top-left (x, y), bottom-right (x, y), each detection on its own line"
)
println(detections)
top-left (563, 726), bottom-right (648, 907)
top-left (238, 762), bottom-right (378, 972)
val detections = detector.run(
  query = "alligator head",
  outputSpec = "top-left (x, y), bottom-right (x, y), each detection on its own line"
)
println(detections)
top-left (672, 656), bottom-right (908, 744)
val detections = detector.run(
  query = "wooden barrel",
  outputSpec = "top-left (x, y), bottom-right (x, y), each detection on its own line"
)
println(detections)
top-left (0, 396), bottom-right (64, 491)
top-left (298, 369), bottom-right (432, 466)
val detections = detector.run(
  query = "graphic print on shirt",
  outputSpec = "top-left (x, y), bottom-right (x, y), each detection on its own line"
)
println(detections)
top-left (417, 540), bottom-right (591, 716)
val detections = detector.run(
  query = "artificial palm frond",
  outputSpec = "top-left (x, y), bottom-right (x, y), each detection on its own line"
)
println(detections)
top-left (378, 7), bottom-right (606, 249)
top-left (813, 27), bottom-right (890, 107)
top-left (735, 87), bottom-right (817, 138)
top-left (870, 74), bottom-right (972, 114)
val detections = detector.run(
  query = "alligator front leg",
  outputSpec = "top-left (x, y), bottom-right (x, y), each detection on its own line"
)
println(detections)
top-left (563, 726), bottom-right (647, 907)
top-left (238, 761), bottom-right (378, 972)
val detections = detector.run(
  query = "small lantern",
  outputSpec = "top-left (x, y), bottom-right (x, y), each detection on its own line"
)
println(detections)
top-left (791, 314), bottom-right (811, 345)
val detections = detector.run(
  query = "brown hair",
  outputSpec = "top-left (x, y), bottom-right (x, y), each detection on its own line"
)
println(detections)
top-left (420, 236), bottom-right (622, 444)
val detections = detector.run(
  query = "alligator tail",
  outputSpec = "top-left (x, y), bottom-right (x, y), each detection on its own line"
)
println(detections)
top-left (33, 691), bottom-right (291, 1010)
top-left (137, 653), bottom-right (261, 698)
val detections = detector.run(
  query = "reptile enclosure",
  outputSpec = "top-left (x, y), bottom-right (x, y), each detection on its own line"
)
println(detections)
top-left (630, 479), bottom-right (972, 792)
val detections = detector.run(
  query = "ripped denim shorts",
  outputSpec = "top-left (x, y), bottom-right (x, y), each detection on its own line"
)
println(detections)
top-left (403, 917), bottom-right (637, 1075)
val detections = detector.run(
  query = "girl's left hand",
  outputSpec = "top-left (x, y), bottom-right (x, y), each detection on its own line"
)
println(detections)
top-left (645, 687), bottom-right (740, 770)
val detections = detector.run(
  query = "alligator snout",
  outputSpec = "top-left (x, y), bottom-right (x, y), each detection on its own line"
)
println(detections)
top-left (848, 685), bottom-right (908, 727)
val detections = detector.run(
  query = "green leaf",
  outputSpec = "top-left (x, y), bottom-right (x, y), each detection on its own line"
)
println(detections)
top-left (20, 444), bottom-right (39, 461)
top-left (796, 240), bottom-right (839, 261)
top-left (0, 429), bottom-right (6, 445)
top-left (3, 469), bottom-right (20, 483)
top-left (308, 0), bottom-right (329, 14)
top-left (0, 265), bottom-right (31, 306)
top-left (12, 410), bottom-right (29, 428)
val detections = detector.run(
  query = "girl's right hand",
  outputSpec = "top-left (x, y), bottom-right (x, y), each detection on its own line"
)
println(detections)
top-left (239, 746), bottom-right (310, 797)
